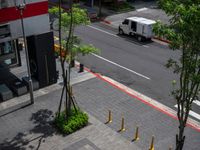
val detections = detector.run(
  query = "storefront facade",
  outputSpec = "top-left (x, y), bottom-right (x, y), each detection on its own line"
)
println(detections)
top-left (0, 0), bottom-right (57, 101)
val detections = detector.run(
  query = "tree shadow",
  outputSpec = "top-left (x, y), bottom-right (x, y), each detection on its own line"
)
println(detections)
top-left (0, 109), bottom-right (56, 150)
top-left (29, 109), bottom-right (55, 137)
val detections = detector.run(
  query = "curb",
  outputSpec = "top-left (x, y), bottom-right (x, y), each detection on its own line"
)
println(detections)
top-left (100, 18), bottom-right (111, 24)
top-left (153, 36), bottom-right (170, 44)
top-left (0, 70), bottom-right (95, 117)
top-left (82, 66), bottom-right (200, 132)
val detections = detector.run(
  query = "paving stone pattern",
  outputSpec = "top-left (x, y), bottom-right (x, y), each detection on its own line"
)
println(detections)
top-left (73, 78), bottom-right (200, 150)
top-left (0, 79), bottom-right (141, 150)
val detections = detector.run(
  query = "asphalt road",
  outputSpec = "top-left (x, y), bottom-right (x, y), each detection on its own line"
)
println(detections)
top-left (74, 22), bottom-right (200, 122)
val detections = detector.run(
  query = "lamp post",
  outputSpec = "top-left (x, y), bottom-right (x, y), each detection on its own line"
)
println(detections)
top-left (16, 1), bottom-right (34, 104)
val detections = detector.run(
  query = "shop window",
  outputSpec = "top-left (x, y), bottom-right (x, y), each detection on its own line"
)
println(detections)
top-left (0, 41), bottom-right (14, 55)
top-left (0, 24), bottom-right (10, 38)
top-left (0, 0), bottom-right (8, 8)
top-left (0, 41), bottom-right (18, 67)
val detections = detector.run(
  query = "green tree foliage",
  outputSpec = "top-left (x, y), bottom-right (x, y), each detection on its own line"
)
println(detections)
top-left (153, 0), bottom-right (200, 149)
top-left (49, 3), bottom-right (99, 123)
top-left (49, 5), bottom-right (99, 60)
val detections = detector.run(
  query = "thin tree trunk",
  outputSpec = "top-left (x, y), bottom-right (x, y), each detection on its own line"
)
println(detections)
top-left (98, 0), bottom-right (102, 17)
top-left (65, 69), bottom-right (69, 119)
top-left (57, 0), bottom-right (63, 118)
top-left (176, 131), bottom-right (185, 150)
top-left (57, 85), bottom-right (65, 117)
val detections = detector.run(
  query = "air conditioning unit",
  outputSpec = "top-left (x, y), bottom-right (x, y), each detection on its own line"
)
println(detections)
top-left (0, 24), bottom-right (11, 39)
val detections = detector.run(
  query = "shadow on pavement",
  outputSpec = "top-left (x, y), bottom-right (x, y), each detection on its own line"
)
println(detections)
top-left (117, 34), bottom-right (154, 45)
top-left (0, 109), bottom-right (56, 150)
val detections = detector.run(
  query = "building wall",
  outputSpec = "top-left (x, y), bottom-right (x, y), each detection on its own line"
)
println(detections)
top-left (0, 0), bottom-right (50, 43)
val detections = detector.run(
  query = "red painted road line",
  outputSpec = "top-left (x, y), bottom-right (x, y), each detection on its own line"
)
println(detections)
top-left (82, 66), bottom-right (200, 132)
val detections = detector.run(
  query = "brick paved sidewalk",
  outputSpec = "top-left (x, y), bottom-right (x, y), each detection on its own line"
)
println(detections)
top-left (73, 78), bottom-right (200, 150)
top-left (0, 78), bottom-right (140, 150)
top-left (1, 70), bottom-right (200, 150)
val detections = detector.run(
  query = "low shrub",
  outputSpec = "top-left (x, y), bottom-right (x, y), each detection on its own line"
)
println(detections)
top-left (110, 2), bottom-right (135, 12)
top-left (55, 108), bottom-right (89, 134)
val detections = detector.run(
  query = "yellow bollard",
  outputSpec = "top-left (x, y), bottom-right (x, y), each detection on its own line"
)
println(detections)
top-left (149, 136), bottom-right (155, 150)
top-left (132, 126), bottom-right (139, 141)
top-left (105, 110), bottom-right (112, 124)
top-left (118, 116), bottom-right (126, 132)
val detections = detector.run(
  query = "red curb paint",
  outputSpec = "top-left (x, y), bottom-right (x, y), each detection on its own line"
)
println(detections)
top-left (153, 37), bottom-right (170, 44)
top-left (100, 18), bottom-right (111, 24)
top-left (82, 66), bottom-right (200, 132)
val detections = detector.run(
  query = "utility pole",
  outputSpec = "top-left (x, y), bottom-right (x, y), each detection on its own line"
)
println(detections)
top-left (16, 1), bottom-right (34, 104)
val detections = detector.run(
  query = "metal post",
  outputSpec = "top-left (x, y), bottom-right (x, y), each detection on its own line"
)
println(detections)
top-left (17, 3), bottom-right (34, 104)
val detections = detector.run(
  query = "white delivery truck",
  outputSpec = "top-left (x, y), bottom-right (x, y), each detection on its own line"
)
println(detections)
top-left (119, 17), bottom-right (156, 41)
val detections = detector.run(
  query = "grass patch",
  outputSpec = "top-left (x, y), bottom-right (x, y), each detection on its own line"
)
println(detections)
top-left (55, 108), bottom-right (89, 134)
top-left (110, 2), bottom-right (135, 12)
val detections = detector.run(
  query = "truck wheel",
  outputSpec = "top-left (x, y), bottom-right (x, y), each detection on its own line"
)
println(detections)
top-left (137, 36), bottom-right (142, 42)
top-left (119, 28), bottom-right (124, 35)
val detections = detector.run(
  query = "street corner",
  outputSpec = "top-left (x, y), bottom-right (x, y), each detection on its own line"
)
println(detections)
top-left (100, 17), bottom-right (112, 25)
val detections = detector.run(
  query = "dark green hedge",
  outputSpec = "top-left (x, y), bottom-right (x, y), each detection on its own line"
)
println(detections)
top-left (110, 2), bottom-right (135, 12)
top-left (55, 109), bottom-right (89, 134)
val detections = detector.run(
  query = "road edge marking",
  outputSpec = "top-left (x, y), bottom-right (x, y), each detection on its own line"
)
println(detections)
top-left (91, 53), bottom-right (151, 80)
top-left (87, 25), bottom-right (118, 37)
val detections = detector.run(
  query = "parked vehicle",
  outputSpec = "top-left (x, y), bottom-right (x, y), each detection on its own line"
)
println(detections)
top-left (119, 17), bottom-right (156, 41)
top-left (80, 6), bottom-right (98, 21)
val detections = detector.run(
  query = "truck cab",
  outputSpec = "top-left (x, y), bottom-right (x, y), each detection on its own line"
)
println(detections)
top-left (119, 17), bottom-right (155, 41)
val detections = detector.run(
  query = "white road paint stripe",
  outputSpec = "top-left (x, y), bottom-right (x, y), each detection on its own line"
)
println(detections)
top-left (193, 100), bottom-right (200, 107)
top-left (87, 25), bottom-right (118, 37)
top-left (87, 25), bottom-right (149, 48)
top-left (136, 7), bottom-right (148, 12)
top-left (91, 53), bottom-right (151, 80)
top-left (143, 45), bottom-right (149, 48)
top-left (174, 104), bottom-right (200, 120)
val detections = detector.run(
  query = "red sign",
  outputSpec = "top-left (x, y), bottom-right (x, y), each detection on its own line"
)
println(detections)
top-left (0, 1), bottom-right (48, 24)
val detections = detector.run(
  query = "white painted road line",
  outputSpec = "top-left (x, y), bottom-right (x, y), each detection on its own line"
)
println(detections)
top-left (87, 25), bottom-right (149, 48)
top-left (136, 7), bottom-right (148, 12)
top-left (87, 25), bottom-right (118, 37)
top-left (143, 45), bottom-right (149, 48)
top-left (193, 100), bottom-right (200, 107)
top-left (91, 53), bottom-right (151, 80)
top-left (174, 104), bottom-right (200, 120)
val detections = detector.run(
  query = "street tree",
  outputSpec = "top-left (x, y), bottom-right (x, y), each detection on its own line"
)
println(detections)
top-left (98, 0), bottom-right (102, 17)
top-left (153, 0), bottom-right (200, 149)
top-left (49, 1), bottom-right (99, 119)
